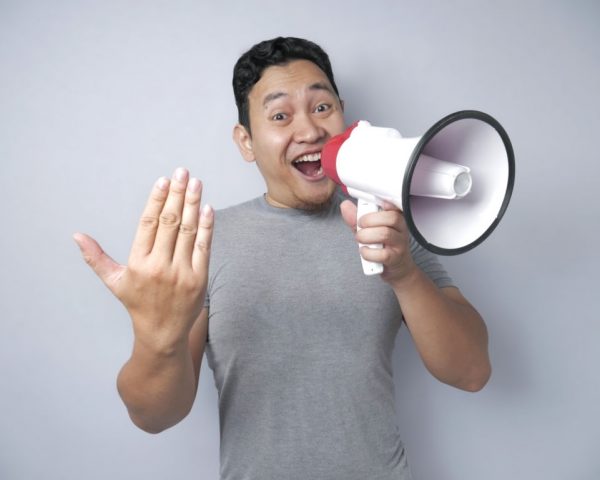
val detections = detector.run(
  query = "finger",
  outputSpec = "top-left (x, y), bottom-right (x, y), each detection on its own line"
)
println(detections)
top-left (172, 177), bottom-right (202, 266)
top-left (152, 167), bottom-right (189, 260)
top-left (339, 200), bottom-right (357, 231)
top-left (130, 176), bottom-right (171, 261)
top-left (73, 232), bottom-right (125, 290)
top-left (191, 204), bottom-right (214, 274)
top-left (380, 200), bottom-right (399, 211)
top-left (358, 209), bottom-right (406, 229)
top-left (355, 226), bottom-right (401, 246)
top-left (359, 244), bottom-right (393, 265)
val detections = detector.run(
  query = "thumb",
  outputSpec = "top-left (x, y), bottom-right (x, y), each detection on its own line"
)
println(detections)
top-left (73, 232), bottom-right (124, 290)
top-left (340, 200), bottom-right (358, 232)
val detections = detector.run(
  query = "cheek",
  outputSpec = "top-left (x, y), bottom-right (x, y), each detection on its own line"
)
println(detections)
top-left (252, 128), bottom-right (290, 164)
top-left (270, 133), bottom-right (290, 154)
top-left (329, 114), bottom-right (346, 135)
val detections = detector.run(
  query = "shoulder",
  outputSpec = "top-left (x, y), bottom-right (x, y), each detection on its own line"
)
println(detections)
top-left (215, 197), bottom-right (262, 220)
top-left (211, 197), bottom-right (263, 233)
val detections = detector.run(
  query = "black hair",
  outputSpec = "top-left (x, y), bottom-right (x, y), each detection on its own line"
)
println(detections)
top-left (232, 36), bottom-right (340, 133)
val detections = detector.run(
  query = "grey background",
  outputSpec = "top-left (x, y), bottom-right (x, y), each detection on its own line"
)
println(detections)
top-left (1, 0), bottom-right (598, 479)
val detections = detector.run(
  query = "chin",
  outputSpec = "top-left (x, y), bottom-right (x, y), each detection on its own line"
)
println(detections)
top-left (296, 185), bottom-right (336, 211)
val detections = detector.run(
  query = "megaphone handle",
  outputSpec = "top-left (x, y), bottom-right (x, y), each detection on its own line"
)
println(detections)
top-left (357, 199), bottom-right (384, 276)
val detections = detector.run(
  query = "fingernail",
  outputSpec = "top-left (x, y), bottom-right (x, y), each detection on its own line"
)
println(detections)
top-left (72, 233), bottom-right (83, 248)
top-left (174, 167), bottom-right (188, 182)
top-left (156, 177), bottom-right (169, 190)
top-left (201, 204), bottom-right (213, 217)
top-left (188, 178), bottom-right (201, 193)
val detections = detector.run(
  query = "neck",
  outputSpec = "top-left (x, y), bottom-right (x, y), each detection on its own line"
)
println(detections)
top-left (264, 192), bottom-right (332, 212)
top-left (264, 192), bottom-right (290, 209)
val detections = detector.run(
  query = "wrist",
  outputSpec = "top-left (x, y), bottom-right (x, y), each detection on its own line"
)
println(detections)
top-left (131, 321), bottom-right (190, 359)
top-left (386, 261), bottom-right (422, 292)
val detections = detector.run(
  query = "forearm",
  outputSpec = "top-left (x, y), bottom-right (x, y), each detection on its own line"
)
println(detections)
top-left (75, 170), bottom-right (213, 432)
top-left (117, 337), bottom-right (197, 433)
top-left (392, 267), bottom-right (491, 392)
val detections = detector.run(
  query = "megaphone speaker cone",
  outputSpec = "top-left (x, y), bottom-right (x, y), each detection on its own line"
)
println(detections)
top-left (403, 110), bottom-right (515, 255)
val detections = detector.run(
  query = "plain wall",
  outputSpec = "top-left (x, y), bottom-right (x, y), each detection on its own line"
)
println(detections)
top-left (1, 1), bottom-right (598, 479)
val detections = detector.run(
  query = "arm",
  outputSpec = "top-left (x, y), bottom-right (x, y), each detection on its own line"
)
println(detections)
top-left (74, 168), bottom-right (214, 432)
top-left (116, 308), bottom-right (209, 433)
top-left (340, 200), bottom-right (491, 392)
top-left (389, 271), bottom-right (490, 391)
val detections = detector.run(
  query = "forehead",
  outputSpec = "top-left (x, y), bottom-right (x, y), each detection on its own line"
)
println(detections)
top-left (248, 59), bottom-right (334, 107)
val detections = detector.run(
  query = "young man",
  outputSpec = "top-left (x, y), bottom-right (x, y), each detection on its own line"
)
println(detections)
top-left (74, 37), bottom-right (490, 479)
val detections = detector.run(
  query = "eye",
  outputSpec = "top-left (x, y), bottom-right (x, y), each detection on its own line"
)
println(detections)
top-left (271, 112), bottom-right (287, 121)
top-left (314, 103), bottom-right (331, 113)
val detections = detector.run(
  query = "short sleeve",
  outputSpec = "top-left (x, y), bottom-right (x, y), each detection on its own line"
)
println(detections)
top-left (409, 235), bottom-right (455, 289)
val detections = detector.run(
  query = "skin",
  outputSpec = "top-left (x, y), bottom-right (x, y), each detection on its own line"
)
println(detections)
top-left (74, 58), bottom-right (490, 434)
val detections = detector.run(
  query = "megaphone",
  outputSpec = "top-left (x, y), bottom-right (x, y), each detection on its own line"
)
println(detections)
top-left (321, 110), bottom-right (515, 275)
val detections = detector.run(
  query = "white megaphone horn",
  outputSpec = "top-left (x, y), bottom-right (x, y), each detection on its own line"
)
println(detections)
top-left (321, 110), bottom-right (515, 276)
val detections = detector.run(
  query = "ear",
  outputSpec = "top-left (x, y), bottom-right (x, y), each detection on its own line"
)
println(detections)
top-left (233, 124), bottom-right (255, 163)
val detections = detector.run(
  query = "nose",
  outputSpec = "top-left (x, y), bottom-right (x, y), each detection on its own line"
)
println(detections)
top-left (293, 114), bottom-right (326, 144)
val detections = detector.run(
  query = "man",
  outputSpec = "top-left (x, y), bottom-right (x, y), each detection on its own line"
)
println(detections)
top-left (74, 37), bottom-right (490, 479)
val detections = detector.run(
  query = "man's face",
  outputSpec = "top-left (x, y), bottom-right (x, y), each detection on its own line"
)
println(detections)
top-left (234, 59), bottom-right (346, 210)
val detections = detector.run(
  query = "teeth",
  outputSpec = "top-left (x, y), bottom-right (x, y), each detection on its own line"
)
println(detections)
top-left (293, 152), bottom-right (321, 163)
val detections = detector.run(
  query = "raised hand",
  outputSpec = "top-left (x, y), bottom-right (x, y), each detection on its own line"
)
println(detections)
top-left (74, 168), bottom-right (214, 352)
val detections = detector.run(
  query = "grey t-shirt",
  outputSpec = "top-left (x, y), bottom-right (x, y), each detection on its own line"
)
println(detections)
top-left (204, 190), bottom-right (454, 480)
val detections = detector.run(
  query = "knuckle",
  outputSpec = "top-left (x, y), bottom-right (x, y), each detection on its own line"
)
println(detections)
top-left (179, 275), bottom-right (199, 292)
top-left (147, 267), bottom-right (163, 280)
top-left (169, 183), bottom-right (187, 195)
top-left (127, 263), bottom-right (142, 278)
top-left (381, 228), bottom-right (393, 243)
top-left (389, 210), bottom-right (401, 220)
top-left (151, 191), bottom-right (167, 202)
top-left (145, 262), bottom-right (169, 280)
top-left (382, 250), bottom-right (392, 263)
top-left (185, 194), bottom-right (200, 206)
top-left (195, 239), bottom-right (211, 253)
top-left (178, 223), bottom-right (197, 236)
top-left (139, 215), bottom-right (159, 229)
top-left (159, 212), bottom-right (180, 227)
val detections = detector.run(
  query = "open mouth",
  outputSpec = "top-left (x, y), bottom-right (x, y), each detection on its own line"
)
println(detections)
top-left (292, 152), bottom-right (323, 178)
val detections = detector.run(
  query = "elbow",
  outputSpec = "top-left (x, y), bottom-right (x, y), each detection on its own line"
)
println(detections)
top-left (461, 378), bottom-right (488, 393)
top-left (128, 412), bottom-right (175, 434)
top-left (135, 424), bottom-right (165, 435)
top-left (137, 424), bottom-right (168, 435)
top-left (431, 355), bottom-right (492, 392)
top-left (116, 375), bottom-right (188, 434)
top-left (459, 362), bottom-right (492, 393)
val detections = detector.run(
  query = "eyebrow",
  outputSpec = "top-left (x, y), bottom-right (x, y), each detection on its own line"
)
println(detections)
top-left (262, 82), bottom-right (336, 108)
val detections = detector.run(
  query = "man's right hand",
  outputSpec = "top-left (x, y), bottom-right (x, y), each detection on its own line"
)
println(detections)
top-left (74, 167), bottom-right (214, 353)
